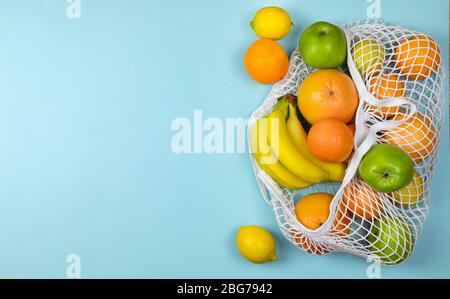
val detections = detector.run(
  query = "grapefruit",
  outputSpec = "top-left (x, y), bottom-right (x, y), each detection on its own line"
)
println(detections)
top-left (298, 69), bottom-right (359, 124)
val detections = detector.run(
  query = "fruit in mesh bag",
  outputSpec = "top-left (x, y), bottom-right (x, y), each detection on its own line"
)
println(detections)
top-left (299, 21), bottom-right (347, 69)
top-left (264, 102), bottom-right (330, 183)
top-left (347, 123), bottom-right (356, 135)
top-left (368, 74), bottom-right (406, 118)
top-left (368, 216), bottom-right (414, 265)
top-left (391, 170), bottom-right (424, 207)
top-left (298, 69), bottom-right (359, 124)
top-left (344, 123), bottom-right (356, 163)
top-left (283, 95), bottom-right (346, 182)
top-left (290, 229), bottom-right (332, 255)
top-left (250, 6), bottom-right (292, 41)
top-left (383, 112), bottom-right (436, 163)
top-left (251, 100), bottom-right (332, 188)
top-left (359, 144), bottom-right (414, 193)
top-left (293, 193), bottom-right (350, 254)
top-left (252, 146), bottom-right (310, 190)
top-left (307, 118), bottom-right (354, 163)
top-left (251, 119), bottom-right (310, 189)
top-left (244, 38), bottom-right (289, 84)
top-left (394, 34), bottom-right (441, 81)
top-left (342, 180), bottom-right (383, 221)
top-left (237, 226), bottom-right (278, 264)
top-left (352, 39), bottom-right (385, 79)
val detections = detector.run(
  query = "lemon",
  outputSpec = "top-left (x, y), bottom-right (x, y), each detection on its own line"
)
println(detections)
top-left (251, 6), bottom-right (292, 40)
top-left (352, 39), bottom-right (385, 78)
top-left (392, 171), bottom-right (424, 206)
top-left (236, 226), bottom-right (278, 264)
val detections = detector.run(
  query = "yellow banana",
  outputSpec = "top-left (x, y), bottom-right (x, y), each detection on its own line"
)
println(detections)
top-left (251, 120), bottom-right (310, 189)
top-left (253, 150), bottom-right (304, 189)
top-left (265, 102), bottom-right (329, 183)
top-left (284, 99), bottom-right (346, 182)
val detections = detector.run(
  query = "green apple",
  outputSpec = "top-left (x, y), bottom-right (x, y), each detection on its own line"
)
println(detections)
top-left (359, 144), bottom-right (414, 193)
top-left (369, 216), bottom-right (414, 265)
top-left (299, 21), bottom-right (347, 68)
top-left (352, 39), bottom-right (385, 78)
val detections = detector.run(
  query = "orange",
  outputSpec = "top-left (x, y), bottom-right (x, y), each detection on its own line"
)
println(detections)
top-left (295, 193), bottom-right (333, 230)
top-left (342, 180), bottom-right (383, 221)
top-left (293, 193), bottom-right (350, 254)
top-left (331, 203), bottom-right (351, 238)
top-left (369, 74), bottom-right (406, 118)
top-left (345, 123), bottom-right (356, 164)
top-left (290, 229), bottom-right (332, 255)
top-left (347, 123), bottom-right (356, 135)
top-left (307, 118), bottom-right (354, 163)
top-left (383, 112), bottom-right (436, 162)
top-left (298, 69), bottom-right (359, 124)
top-left (394, 35), bottom-right (441, 81)
top-left (244, 39), bottom-right (289, 84)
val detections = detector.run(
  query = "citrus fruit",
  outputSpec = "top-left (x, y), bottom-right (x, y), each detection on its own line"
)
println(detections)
top-left (293, 193), bottom-right (350, 254)
top-left (290, 229), bottom-right (332, 255)
top-left (236, 225), bottom-right (278, 264)
top-left (344, 123), bottom-right (356, 163)
top-left (294, 193), bottom-right (350, 232)
top-left (369, 74), bottom-right (406, 118)
top-left (333, 203), bottom-right (351, 238)
top-left (250, 6), bottom-right (292, 40)
top-left (352, 39), bottom-right (385, 79)
top-left (392, 170), bottom-right (424, 207)
top-left (244, 39), bottom-right (289, 84)
top-left (342, 180), bottom-right (383, 221)
top-left (298, 69), bottom-right (359, 124)
top-left (394, 35), bottom-right (441, 81)
top-left (295, 193), bottom-right (333, 230)
top-left (383, 112), bottom-right (436, 163)
top-left (347, 123), bottom-right (356, 135)
top-left (307, 118), bottom-right (354, 163)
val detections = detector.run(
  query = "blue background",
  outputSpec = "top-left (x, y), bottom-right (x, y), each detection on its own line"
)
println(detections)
top-left (0, 0), bottom-right (448, 278)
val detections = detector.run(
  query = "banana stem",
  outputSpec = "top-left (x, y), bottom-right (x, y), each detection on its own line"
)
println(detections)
top-left (282, 94), bottom-right (297, 106)
top-left (276, 95), bottom-right (297, 121)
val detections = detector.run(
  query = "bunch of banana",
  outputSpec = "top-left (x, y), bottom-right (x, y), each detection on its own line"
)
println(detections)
top-left (251, 95), bottom-right (346, 189)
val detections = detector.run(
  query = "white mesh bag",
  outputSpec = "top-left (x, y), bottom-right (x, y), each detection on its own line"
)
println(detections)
top-left (247, 18), bottom-right (446, 265)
